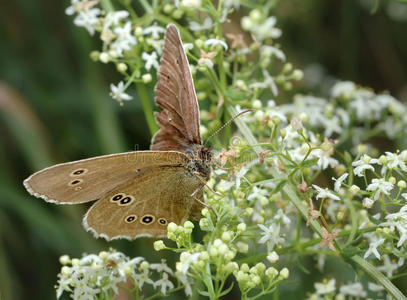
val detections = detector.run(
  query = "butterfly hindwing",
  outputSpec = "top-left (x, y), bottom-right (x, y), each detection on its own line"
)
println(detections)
top-left (83, 166), bottom-right (201, 240)
top-left (152, 24), bottom-right (201, 151)
top-left (24, 151), bottom-right (188, 204)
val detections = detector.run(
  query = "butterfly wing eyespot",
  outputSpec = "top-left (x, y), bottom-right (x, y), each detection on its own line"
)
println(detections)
top-left (69, 179), bottom-right (83, 186)
top-left (141, 215), bottom-right (155, 225)
top-left (118, 195), bottom-right (134, 206)
top-left (125, 215), bottom-right (137, 223)
top-left (110, 193), bottom-right (125, 202)
top-left (158, 218), bottom-right (167, 226)
top-left (70, 168), bottom-right (88, 176)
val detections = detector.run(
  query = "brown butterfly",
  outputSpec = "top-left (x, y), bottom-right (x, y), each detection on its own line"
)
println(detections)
top-left (23, 24), bottom-right (212, 240)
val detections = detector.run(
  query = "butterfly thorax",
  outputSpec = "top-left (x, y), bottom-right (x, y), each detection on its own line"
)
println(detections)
top-left (185, 144), bottom-right (212, 180)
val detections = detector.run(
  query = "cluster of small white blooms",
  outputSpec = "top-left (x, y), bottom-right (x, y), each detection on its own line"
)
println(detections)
top-left (241, 9), bottom-right (282, 41)
top-left (234, 261), bottom-right (289, 296)
top-left (56, 250), bottom-right (178, 299)
top-left (307, 279), bottom-right (394, 299)
top-left (278, 81), bottom-right (407, 148)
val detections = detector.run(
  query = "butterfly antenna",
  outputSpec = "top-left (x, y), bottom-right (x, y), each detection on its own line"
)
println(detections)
top-left (204, 109), bottom-right (253, 145)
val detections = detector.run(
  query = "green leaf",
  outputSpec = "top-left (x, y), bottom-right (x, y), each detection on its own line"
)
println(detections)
top-left (301, 158), bottom-right (319, 168)
top-left (274, 179), bottom-right (288, 193)
top-left (225, 88), bottom-right (249, 101)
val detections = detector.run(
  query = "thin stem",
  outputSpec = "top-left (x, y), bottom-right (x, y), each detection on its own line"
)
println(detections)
top-left (135, 83), bottom-right (159, 135)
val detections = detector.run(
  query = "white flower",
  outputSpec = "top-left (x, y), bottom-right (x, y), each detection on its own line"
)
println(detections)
top-left (385, 151), bottom-right (407, 171)
top-left (134, 269), bottom-right (155, 290)
top-left (263, 70), bottom-right (278, 96)
top-left (142, 51), bottom-right (159, 70)
top-left (73, 8), bottom-right (101, 35)
top-left (247, 186), bottom-right (268, 202)
top-left (189, 17), bottom-right (213, 31)
top-left (183, 43), bottom-right (194, 51)
top-left (112, 22), bottom-right (137, 56)
top-left (103, 10), bottom-right (129, 29)
top-left (339, 282), bottom-right (366, 297)
top-left (154, 272), bottom-right (174, 295)
top-left (177, 273), bottom-right (192, 297)
top-left (143, 24), bottom-right (166, 39)
top-left (181, 0), bottom-right (202, 9)
top-left (204, 38), bottom-right (228, 51)
top-left (258, 223), bottom-right (285, 249)
top-left (364, 237), bottom-right (385, 260)
top-left (314, 279), bottom-right (336, 295)
top-left (368, 282), bottom-right (384, 292)
top-left (110, 81), bottom-right (133, 102)
top-left (249, 16), bottom-right (282, 41)
top-left (150, 260), bottom-right (173, 275)
top-left (352, 157), bottom-right (375, 177)
top-left (377, 255), bottom-right (402, 277)
top-left (177, 252), bottom-right (201, 275)
top-left (261, 45), bottom-right (286, 61)
top-left (331, 81), bottom-right (356, 98)
top-left (273, 209), bottom-right (291, 226)
top-left (380, 205), bottom-right (407, 247)
top-left (366, 178), bottom-right (394, 200)
top-left (362, 197), bottom-right (374, 209)
top-left (333, 173), bottom-right (348, 192)
top-left (312, 184), bottom-right (340, 201)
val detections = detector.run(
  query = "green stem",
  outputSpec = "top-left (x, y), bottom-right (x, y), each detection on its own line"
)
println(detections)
top-left (135, 83), bottom-right (159, 135)
top-left (100, 0), bottom-right (114, 12)
top-left (351, 256), bottom-right (406, 300)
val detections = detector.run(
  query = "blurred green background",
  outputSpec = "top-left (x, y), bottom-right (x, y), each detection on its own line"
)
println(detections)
top-left (1, 0), bottom-right (407, 299)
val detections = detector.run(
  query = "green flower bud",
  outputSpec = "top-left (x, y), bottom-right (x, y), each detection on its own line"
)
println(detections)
top-left (240, 263), bottom-right (250, 273)
top-left (142, 73), bottom-right (152, 83)
top-left (184, 221), bottom-right (194, 230)
top-left (292, 69), bottom-right (303, 81)
top-left (279, 267), bottom-right (289, 279)
top-left (153, 240), bottom-right (166, 251)
top-left (398, 180), bottom-right (406, 189)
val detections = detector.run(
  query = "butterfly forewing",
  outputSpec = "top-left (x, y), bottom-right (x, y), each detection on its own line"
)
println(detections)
top-left (152, 24), bottom-right (201, 151)
top-left (24, 151), bottom-right (188, 204)
top-left (84, 166), bottom-right (201, 240)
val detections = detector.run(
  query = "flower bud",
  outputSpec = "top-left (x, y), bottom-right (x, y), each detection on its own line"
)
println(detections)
top-left (398, 180), bottom-right (406, 189)
top-left (292, 69), bottom-right (303, 81)
top-left (142, 73), bottom-right (152, 83)
top-left (252, 99), bottom-right (262, 109)
top-left (154, 240), bottom-right (166, 251)
top-left (237, 223), bottom-right (247, 233)
top-left (267, 251), bottom-right (279, 263)
top-left (59, 255), bottom-right (70, 265)
top-left (362, 198), bottom-right (374, 209)
top-left (224, 262), bottom-right (239, 273)
top-left (389, 177), bottom-right (396, 184)
top-left (221, 231), bottom-right (233, 242)
top-left (265, 267), bottom-right (278, 279)
top-left (282, 63), bottom-right (293, 73)
top-left (184, 221), bottom-right (194, 230)
top-left (99, 52), bottom-right (109, 63)
top-left (349, 185), bottom-right (360, 195)
top-left (199, 218), bottom-right (210, 228)
top-left (61, 266), bottom-right (71, 276)
top-left (140, 261), bottom-right (149, 270)
top-left (240, 263), bottom-right (250, 273)
top-left (279, 267), bottom-right (289, 279)
top-left (71, 258), bottom-right (80, 266)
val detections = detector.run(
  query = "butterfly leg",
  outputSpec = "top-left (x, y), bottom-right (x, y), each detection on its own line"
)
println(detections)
top-left (192, 171), bottom-right (223, 197)
top-left (190, 184), bottom-right (211, 209)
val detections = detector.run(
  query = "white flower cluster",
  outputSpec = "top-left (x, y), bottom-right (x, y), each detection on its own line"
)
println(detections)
top-left (308, 278), bottom-right (396, 299)
top-left (56, 250), bottom-right (178, 299)
top-left (279, 81), bottom-right (407, 145)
